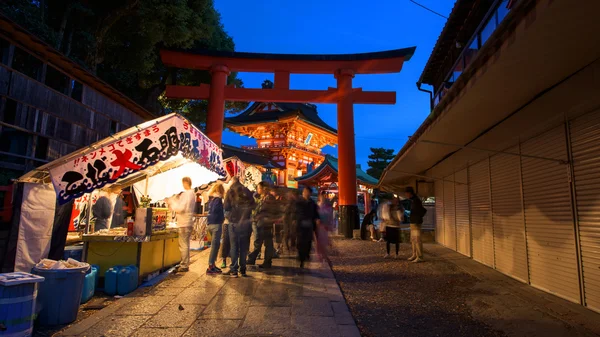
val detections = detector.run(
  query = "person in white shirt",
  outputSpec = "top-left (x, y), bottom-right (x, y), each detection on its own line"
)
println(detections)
top-left (167, 177), bottom-right (196, 272)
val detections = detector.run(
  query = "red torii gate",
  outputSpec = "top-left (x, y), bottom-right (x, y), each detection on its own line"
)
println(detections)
top-left (160, 48), bottom-right (415, 237)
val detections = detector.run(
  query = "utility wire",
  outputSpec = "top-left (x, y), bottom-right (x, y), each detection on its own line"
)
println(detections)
top-left (408, 0), bottom-right (449, 19)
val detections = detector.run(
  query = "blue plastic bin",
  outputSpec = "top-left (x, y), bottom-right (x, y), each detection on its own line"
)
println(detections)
top-left (117, 265), bottom-right (139, 296)
top-left (81, 266), bottom-right (98, 304)
top-left (0, 272), bottom-right (44, 336)
top-left (32, 263), bottom-right (89, 325)
top-left (104, 266), bottom-right (123, 296)
top-left (63, 245), bottom-right (83, 262)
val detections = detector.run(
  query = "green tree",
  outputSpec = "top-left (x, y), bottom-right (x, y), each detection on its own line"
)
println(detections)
top-left (367, 147), bottom-right (396, 179)
top-left (0, 0), bottom-right (249, 126)
top-left (261, 79), bottom-right (274, 89)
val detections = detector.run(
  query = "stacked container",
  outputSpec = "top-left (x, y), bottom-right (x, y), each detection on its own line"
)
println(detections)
top-left (0, 272), bottom-right (45, 336)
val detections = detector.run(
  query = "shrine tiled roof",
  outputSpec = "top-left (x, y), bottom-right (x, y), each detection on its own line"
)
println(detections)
top-left (295, 154), bottom-right (378, 186)
top-left (222, 144), bottom-right (283, 169)
top-left (225, 102), bottom-right (337, 134)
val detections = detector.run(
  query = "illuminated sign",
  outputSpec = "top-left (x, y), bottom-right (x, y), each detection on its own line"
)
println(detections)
top-left (305, 133), bottom-right (313, 145)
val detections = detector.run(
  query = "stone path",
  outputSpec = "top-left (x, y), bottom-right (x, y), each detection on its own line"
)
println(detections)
top-left (59, 250), bottom-right (360, 337)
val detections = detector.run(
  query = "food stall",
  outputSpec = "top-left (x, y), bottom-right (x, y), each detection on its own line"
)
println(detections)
top-left (13, 114), bottom-right (226, 282)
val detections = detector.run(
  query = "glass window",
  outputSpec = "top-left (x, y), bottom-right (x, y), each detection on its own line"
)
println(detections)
top-left (109, 120), bottom-right (118, 135)
top-left (480, 14), bottom-right (497, 46)
top-left (2, 98), bottom-right (17, 124)
top-left (464, 38), bottom-right (479, 69)
top-left (44, 114), bottom-right (56, 137)
top-left (452, 56), bottom-right (464, 82)
top-left (0, 126), bottom-right (31, 163)
top-left (71, 80), bottom-right (83, 102)
top-left (72, 125), bottom-right (86, 145)
top-left (57, 119), bottom-right (72, 142)
top-left (35, 136), bottom-right (48, 159)
top-left (497, 1), bottom-right (510, 24)
top-left (11, 47), bottom-right (43, 80)
top-left (0, 38), bottom-right (10, 65)
top-left (45, 66), bottom-right (70, 94)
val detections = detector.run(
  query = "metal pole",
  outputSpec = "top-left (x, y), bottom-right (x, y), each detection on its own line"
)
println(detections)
top-left (564, 120), bottom-right (586, 305)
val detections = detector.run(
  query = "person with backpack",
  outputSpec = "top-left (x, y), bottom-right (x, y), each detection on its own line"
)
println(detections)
top-left (405, 186), bottom-right (426, 263)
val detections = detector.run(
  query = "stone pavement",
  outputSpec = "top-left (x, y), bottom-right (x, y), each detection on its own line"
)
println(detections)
top-left (59, 250), bottom-right (360, 337)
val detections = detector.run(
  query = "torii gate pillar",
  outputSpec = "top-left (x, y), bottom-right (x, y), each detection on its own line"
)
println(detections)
top-left (335, 69), bottom-right (359, 237)
top-left (205, 65), bottom-right (230, 146)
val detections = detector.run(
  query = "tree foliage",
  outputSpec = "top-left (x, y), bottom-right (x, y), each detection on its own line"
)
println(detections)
top-left (367, 147), bottom-right (396, 179)
top-left (0, 0), bottom-right (248, 125)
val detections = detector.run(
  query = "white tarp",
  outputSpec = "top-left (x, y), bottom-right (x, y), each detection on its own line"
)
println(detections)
top-left (15, 183), bottom-right (56, 272)
top-left (133, 162), bottom-right (220, 203)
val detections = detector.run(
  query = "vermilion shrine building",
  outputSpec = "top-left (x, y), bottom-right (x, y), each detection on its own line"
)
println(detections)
top-left (225, 102), bottom-right (337, 189)
top-left (159, 48), bottom-right (415, 237)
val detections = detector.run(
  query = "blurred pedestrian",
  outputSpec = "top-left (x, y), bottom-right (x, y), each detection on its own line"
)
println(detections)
top-left (248, 181), bottom-right (279, 269)
top-left (379, 198), bottom-right (403, 259)
top-left (360, 209), bottom-right (378, 241)
top-left (405, 187), bottom-right (426, 263)
top-left (166, 177), bottom-right (196, 272)
top-left (224, 179), bottom-right (255, 277)
top-left (219, 220), bottom-right (230, 269)
top-left (206, 183), bottom-right (225, 275)
top-left (282, 190), bottom-right (298, 253)
top-left (317, 192), bottom-right (333, 263)
top-left (296, 186), bottom-right (320, 268)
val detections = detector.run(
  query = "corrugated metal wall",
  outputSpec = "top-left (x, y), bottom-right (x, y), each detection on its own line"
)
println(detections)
top-left (469, 159), bottom-right (494, 267)
top-left (430, 109), bottom-right (600, 312)
top-left (570, 110), bottom-right (600, 312)
top-left (521, 126), bottom-right (580, 303)
top-left (444, 175), bottom-right (456, 250)
top-left (455, 169), bottom-right (471, 257)
top-left (490, 147), bottom-right (529, 283)
top-left (435, 180), bottom-right (444, 245)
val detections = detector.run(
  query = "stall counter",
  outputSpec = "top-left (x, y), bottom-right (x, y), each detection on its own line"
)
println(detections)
top-left (82, 229), bottom-right (180, 284)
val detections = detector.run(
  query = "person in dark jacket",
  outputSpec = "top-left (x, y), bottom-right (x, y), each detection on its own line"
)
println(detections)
top-left (224, 178), bottom-right (255, 277)
top-left (206, 183), bottom-right (225, 274)
top-left (405, 186), bottom-right (426, 263)
top-left (282, 190), bottom-right (298, 252)
top-left (92, 195), bottom-right (113, 231)
top-left (295, 186), bottom-right (320, 268)
top-left (248, 181), bottom-right (279, 269)
top-left (360, 209), bottom-right (378, 241)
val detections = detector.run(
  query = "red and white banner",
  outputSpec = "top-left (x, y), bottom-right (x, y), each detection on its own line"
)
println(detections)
top-left (50, 115), bottom-right (226, 205)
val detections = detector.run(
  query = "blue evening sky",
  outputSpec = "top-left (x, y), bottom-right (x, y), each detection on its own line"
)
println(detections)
top-left (215, 0), bottom-right (453, 169)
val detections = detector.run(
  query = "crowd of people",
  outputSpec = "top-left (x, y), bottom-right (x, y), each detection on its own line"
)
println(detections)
top-left (197, 177), bottom-right (335, 277)
top-left (360, 187), bottom-right (426, 263)
top-left (168, 176), bottom-right (426, 276)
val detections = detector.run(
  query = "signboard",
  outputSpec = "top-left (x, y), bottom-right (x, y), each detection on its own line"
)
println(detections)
top-left (50, 115), bottom-right (226, 205)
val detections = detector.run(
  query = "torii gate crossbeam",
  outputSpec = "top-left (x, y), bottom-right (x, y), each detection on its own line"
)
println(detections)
top-left (160, 47), bottom-right (416, 238)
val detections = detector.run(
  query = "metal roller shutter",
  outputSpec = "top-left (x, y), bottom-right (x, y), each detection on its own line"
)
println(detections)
top-left (444, 175), bottom-right (456, 250)
top-left (490, 147), bottom-right (528, 283)
top-left (521, 126), bottom-right (580, 303)
top-left (570, 110), bottom-right (600, 312)
top-left (435, 179), bottom-right (444, 245)
top-left (469, 159), bottom-right (494, 267)
top-left (455, 169), bottom-right (470, 257)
